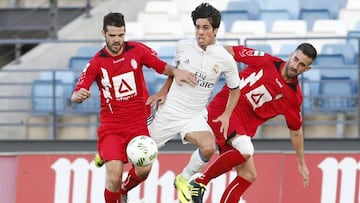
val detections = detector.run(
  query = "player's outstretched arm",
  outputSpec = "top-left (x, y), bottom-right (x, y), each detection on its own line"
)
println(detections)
top-left (290, 128), bottom-right (309, 188)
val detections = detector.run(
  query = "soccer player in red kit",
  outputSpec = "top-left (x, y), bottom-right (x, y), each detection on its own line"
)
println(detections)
top-left (71, 12), bottom-right (196, 203)
top-left (190, 43), bottom-right (317, 203)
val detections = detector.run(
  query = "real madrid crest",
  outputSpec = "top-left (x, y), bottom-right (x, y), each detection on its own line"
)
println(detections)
top-left (212, 64), bottom-right (219, 74)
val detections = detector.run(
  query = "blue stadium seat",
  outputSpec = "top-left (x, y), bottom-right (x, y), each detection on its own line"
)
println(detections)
top-left (69, 56), bottom-right (91, 73)
top-left (315, 75), bottom-right (357, 112)
top-left (157, 45), bottom-right (176, 65)
top-left (347, 30), bottom-right (360, 53)
top-left (225, 0), bottom-right (260, 20)
top-left (321, 43), bottom-right (356, 64)
top-left (76, 46), bottom-right (102, 57)
top-left (313, 54), bottom-right (346, 66)
top-left (299, 9), bottom-right (331, 30)
top-left (222, 0), bottom-right (260, 32)
top-left (221, 11), bottom-right (251, 32)
top-left (31, 79), bottom-right (66, 115)
top-left (72, 82), bottom-right (100, 114)
top-left (300, 0), bottom-right (340, 18)
top-left (262, 0), bottom-right (300, 19)
top-left (39, 70), bottom-right (76, 101)
top-left (260, 10), bottom-right (291, 31)
top-left (250, 44), bottom-right (272, 54)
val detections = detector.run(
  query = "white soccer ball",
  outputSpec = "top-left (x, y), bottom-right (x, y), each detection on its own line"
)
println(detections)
top-left (126, 135), bottom-right (158, 167)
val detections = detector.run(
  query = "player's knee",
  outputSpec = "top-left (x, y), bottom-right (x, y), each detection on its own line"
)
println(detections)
top-left (231, 135), bottom-right (254, 156)
top-left (106, 174), bottom-right (122, 191)
top-left (240, 170), bottom-right (257, 183)
top-left (200, 143), bottom-right (216, 159)
top-left (135, 165), bottom-right (152, 179)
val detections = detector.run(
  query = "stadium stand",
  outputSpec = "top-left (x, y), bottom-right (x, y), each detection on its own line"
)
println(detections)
top-left (1, 0), bottom-right (359, 139)
top-left (31, 79), bottom-right (66, 116)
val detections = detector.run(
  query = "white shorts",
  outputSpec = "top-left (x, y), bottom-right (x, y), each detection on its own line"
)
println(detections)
top-left (148, 115), bottom-right (213, 148)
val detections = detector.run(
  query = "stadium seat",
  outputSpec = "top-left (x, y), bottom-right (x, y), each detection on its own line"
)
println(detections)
top-left (321, 43), bottom-right (356, 64)
top-left (347, 30), bottom-right (360, 53)
top-left (125, 22), bottom-right (144, 40)
top-left (221, 0), bottom-right (260, 32)
top-left (315, 75), bottom-right (356, 112)
top-left (268, 20), bottom-right (307, 37)
top-left (225, 0), bottom-right (260, 20)
top-left (157, 45), bottom-right (176, 65)
top-left (308, 19), bottom-right (348, 36)
top-left (76, 46), bottom-right (102, 57)
top-left (299, 9), bottom-right (331, 31)
top-left (226, 20), bottom-right (266, 41)
top-left (300, 0), bottom-right (340, 18)
top-left (39, 70), bottom-right (75, 98)
top-left (250, 44), bottom-right (272, 54)
top-left (144, 0), bottom-right (178, 20)
top-left (338, 9), bottom-right (360, 31)
top-left (346, 0), bottom-right (360, 9)
top-left (261, 0), bottom-right (300, 19)
top-left (72, 82), bottom-right (100, 114)
top-left (31, 79), bottom-right (66, 115)
top-left (260, 10), bottom-right (291, 31)
top-left (68, 56), bottom-right (91, 73)
top-left (313, 54), bottom-right (346, 66)
top-left (142, 21), bottom-right (184, 39)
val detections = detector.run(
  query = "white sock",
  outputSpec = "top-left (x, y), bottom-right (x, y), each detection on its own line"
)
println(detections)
top-left (181, 149), bottom-right (207, 180)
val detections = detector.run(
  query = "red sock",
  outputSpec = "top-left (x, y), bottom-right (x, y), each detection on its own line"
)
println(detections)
top-left (104, 188), bottom-right (120, 203)
top-left (220, 176), bottom-right (252, 203)
top-left (196, 149), bottom-right (246, 185)
top-left (121, 167), bottom-right (144, 195)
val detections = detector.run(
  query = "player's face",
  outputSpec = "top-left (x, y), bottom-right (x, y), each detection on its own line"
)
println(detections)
top-left (102, 25), bottom-right (125, 56)
top-left (195, 18), bottom-right (218, 50)
top-left (285, 50), bottom-right (312, 79)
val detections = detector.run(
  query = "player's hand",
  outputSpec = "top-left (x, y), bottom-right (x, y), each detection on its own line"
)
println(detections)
top-left (146, 91), bottom-right (167, 106)
top-left (173, 69), bottom-right (197, 86)
top-left (71, 88), bottom-right (90, 103)
top-left (213, 114), bottom-right (230, 140)
top-left (299, 163), bottom-right (310, 188)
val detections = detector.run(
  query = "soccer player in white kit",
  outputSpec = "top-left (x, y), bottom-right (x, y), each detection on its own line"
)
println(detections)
top-left (147, 3), bottom-right (240, 203)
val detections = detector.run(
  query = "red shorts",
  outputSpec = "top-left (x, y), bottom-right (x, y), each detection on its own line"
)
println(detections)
top-left (208, 106), bottom-right (253, 154)
top-left (97, 123), bottom-right (149, 163)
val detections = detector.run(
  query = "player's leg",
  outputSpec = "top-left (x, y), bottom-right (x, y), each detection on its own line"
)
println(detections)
top-left (190, 134), bottom-right (253, 203)
top-left (220, 156), bottom-right (256, 203)
top-left (120, 164), bottom-right (152, 201)
top-left (175, 118), bottom-right (216, 203)
top-left (104, 160), bottom-right (124, 203)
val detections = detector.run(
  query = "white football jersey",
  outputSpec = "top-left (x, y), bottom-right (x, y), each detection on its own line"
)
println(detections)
top-left (158, 38), bottom-right (240, 119)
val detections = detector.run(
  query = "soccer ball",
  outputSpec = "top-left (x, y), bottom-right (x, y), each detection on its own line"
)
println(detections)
top-left (126, 135), bottom-right (158, 167)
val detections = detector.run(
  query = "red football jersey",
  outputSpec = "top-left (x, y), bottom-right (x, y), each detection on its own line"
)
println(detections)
top-left (73, 41), bottom-right (166, 133)
top-left (208, 46), bottom-right (303, 139)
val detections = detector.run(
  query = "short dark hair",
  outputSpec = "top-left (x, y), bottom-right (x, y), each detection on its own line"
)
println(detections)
top-left (103, 12), bottom-right (125, 32)
top-left (296, 43), bottom-right (317, 60)
top-left (191, 3), bottom-right (221, 29)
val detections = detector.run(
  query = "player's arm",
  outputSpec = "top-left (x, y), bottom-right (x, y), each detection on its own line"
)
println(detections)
top-left (71, 88), bottom-right (91, 103)
top-left (146, 76), bottom-right (173, 106)
top-left (213, 87), bottom-right (240, 138)
top-left (162, 64), bottom-right (196, 86)
top-left (289, 128), bottom-right (309, 188)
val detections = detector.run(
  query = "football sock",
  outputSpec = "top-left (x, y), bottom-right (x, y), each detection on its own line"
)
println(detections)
top-left (220, 176), bottom-right (252, 203)
top-left (196, 149), bottom-right (246, 185)
top-left (181, 148), bottom-right (208, 180)
top-left (104, 188), bottom-right (120, 203)
top-left (121, 167), bottom-right (144, 194)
